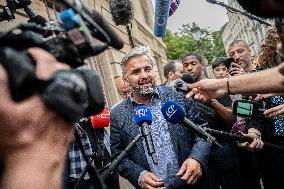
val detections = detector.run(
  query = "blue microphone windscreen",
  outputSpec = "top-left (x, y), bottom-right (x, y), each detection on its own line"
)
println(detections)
top-left (161, 100), bottom-right (186, 124)
top-left (134, 105), bottom-right (153, 126)
top-left (59, 9), bottom-right (78, 30)
top-left (154, 0), bottom-right (171, 37)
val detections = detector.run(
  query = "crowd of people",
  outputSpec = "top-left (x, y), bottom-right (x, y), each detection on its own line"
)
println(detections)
top-left (64, 26), bottom-right (284, 189)
top-left (1, 6), bottom-right (284, 189)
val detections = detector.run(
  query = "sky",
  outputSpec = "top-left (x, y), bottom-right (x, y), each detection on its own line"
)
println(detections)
top-left (156, 0), bottom-right (229, 33)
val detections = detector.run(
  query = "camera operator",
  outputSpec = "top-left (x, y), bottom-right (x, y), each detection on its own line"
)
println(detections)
top-left (0, 48), bottom-right (74, 189)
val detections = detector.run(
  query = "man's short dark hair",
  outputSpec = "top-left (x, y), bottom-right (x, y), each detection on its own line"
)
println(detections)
top-left (212, 57), bottom-right (227, 70)
top-left (181, 52), bottom-right (203, 64)
top-left (164, 60), bottom-right (179, 79)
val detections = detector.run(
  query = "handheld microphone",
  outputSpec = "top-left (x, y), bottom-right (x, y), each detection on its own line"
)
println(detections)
top-left (154, 0), bottom-right (171, 37)
top-left (91, 108), bottom-right (110, 129)
top-left (237, 0), bottom-right (284, 18)
top-left (134, 105), bottom-right (158, 164)
top-left (161, 100), bottom-right (223, 148)
top-left (206, 128), bottom-right (284, 153)
top-left (181, 73), bottom-right (195, 84)
top-left (76, 69), bottom-right (105, 117)
top-left (170, 73), bottom-right (194, 93)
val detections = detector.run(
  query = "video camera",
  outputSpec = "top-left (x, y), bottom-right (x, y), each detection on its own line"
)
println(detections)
top-left (233, 99), bottom-right (266, 119)
top-left (0, 0), bottom-right (124, 121)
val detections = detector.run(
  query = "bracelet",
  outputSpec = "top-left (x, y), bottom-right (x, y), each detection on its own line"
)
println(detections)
top-left (227, 78), bottom-right (231, 95)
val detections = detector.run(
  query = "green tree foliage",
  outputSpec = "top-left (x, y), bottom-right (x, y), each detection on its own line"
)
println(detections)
top-left (162, 23), bottom-right (226, 64)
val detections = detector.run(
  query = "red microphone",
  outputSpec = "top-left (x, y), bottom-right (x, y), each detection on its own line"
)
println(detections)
top-left (91, 108), bottom-right (110, 128)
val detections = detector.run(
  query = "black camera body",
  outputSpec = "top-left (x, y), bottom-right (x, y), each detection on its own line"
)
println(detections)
top-left (0, 1), bottom-right (126, 121)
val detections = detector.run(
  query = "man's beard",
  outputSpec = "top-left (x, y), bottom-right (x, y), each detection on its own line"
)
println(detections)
top-left (239, 56), bottom-right (251, 69)
top-left (129, 78), bottom-right (156, 97)
top-left (240, 61), bottom-right (249, 69)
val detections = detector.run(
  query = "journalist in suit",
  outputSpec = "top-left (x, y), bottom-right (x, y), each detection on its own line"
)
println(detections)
top-left (110, 46), bottom-right (212, 189)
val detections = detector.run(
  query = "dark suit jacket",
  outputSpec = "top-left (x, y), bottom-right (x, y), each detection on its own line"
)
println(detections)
top-left (110, 86), bottom-right (211, 188)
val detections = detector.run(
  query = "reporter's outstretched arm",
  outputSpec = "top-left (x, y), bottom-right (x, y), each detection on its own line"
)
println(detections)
top-left (187, 64), bottom-right (284, 101)
top-left (0, 48), bottom-right (74, 189)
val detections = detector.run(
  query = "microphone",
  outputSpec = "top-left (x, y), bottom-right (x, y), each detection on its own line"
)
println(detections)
top-left (109, 0), bottom-right (134, 26)
top-left (91, 108), bottom-right (110, 129)
top-left (76, 69), bottom-right (105, 117)
top-left (206, 128), bottom-right (284, 153)
top-left (109, 0), bottom-right (134, 48)
top-left (237, 0), bottom-right (284, 18)
top-left (154, 0), bottom-right (171, 37)
top-left (169, 73), bottom-right (194, 93)
top-left (134, 105), bottom-right (158, 164)
top-left (161, 100), bottom-right (223, 148)
top-left (181, 73), bottom-right (195, 84)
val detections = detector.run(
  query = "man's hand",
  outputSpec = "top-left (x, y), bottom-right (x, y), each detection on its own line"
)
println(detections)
top-left (229, 63), bottom-right (246, 76)
top-left (140, 171), bottom-right (165, 189)
top-left (29, 48), bottom-right (69, 80)
top-left (0, 48), bottom-right (74, 189)
top-left (237, 129), bottom-right (264, 152)
top-left (176, 158), bottom-right (202, 185)
top-left (264, 104), bottom-right (284, 118)
top-left (186, 79), bottom-right (228, 103)
top-left (0, 48), bottom-right (72, 155)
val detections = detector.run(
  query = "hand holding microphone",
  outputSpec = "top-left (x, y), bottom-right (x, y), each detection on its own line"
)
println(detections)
top-left (161, 100), bottom-right (223, 148)
top-left (134, 105), bottom-right (158, 164)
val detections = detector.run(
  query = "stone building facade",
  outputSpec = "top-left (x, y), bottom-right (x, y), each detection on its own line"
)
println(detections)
top-left (222, 0), bottom-right (274, 56)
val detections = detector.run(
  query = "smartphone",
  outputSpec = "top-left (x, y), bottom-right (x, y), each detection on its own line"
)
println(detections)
top-left (224, 58), bottom-right (235, 69)
top-left (233, 100), bottom-right (254, 117)
top-left (233, 100), bottom-right (266, 118)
